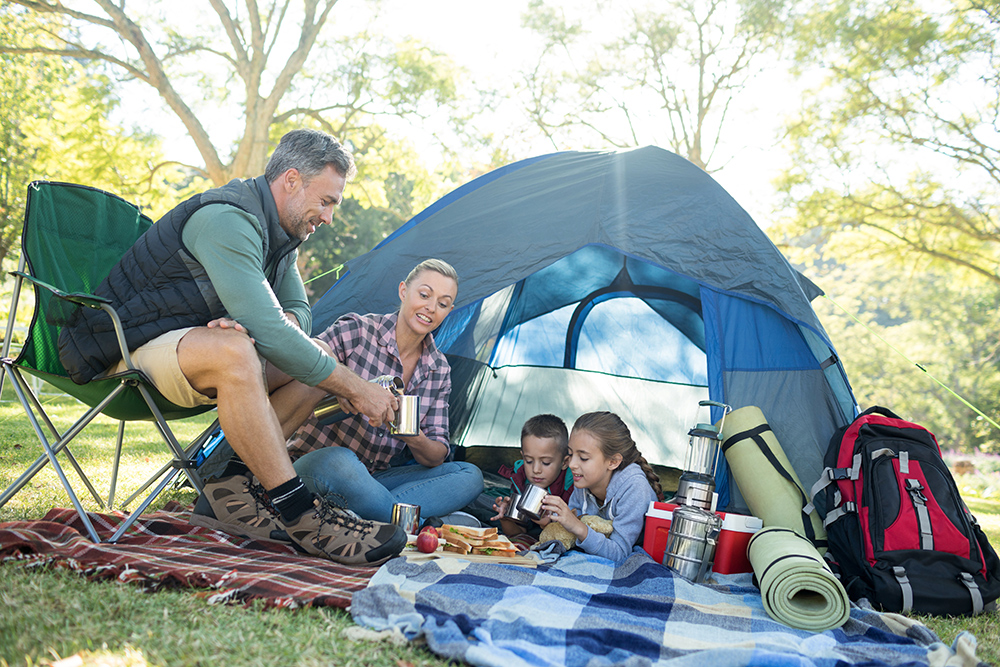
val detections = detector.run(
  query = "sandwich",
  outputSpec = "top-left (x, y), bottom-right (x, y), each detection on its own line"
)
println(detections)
top-left (471, 537), bottom-right (519, 558)
top-left (440, 524), bottom-right (518, 556)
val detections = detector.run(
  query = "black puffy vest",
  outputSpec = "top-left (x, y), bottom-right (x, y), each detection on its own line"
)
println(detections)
top-left (58, 176), bottom-right (300, 384)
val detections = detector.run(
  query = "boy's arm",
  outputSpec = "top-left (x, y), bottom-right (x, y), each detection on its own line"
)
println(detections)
top-left (500, 518), bottom-right (525, 537)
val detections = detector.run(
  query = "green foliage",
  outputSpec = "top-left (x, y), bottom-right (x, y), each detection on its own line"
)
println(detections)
top-left (777, 0), bottom-right (1000, 451)
top-left (0, 8), bottom-right (208, 270)
top-left (520, 0), bottom-right (788, 168)
top-left (794, 252), bottom-right (1000, 453)
top-left (779, 0), bottom-right (1000, 284)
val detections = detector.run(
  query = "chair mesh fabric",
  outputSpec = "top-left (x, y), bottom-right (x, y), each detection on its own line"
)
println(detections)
top-left (14, 182), bottom-right (211, 421)
top-left (19, 182), bottom-right (152, 374)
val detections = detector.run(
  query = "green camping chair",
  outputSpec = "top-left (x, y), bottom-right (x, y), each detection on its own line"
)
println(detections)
top-left (0, 181), bottom-right (216, 543)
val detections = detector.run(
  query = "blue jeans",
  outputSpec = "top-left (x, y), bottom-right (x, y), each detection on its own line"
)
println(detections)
top-left (293, 446), bottom-right (484, 523)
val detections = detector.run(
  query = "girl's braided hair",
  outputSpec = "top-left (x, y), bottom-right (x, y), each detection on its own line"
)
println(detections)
top-left (572, 411), bottom-right (663, 501)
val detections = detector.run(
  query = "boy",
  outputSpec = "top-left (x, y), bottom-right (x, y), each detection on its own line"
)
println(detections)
top-left (491, 414), bottom-right (573, 537)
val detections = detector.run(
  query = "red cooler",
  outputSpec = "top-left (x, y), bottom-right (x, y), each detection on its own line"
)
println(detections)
top-left (643, 501), bottom-right (762, 575)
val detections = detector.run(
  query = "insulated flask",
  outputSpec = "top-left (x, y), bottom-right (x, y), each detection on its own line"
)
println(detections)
top-left (663, 504), bottom-right (722, 583)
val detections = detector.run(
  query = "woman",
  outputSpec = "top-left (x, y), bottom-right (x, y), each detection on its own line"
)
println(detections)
top-left (285, 259), bottom-right (483, 523)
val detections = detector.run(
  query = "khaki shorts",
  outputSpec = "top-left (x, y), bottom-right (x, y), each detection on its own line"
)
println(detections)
top-left (108, 327), bottom-right (215, 408)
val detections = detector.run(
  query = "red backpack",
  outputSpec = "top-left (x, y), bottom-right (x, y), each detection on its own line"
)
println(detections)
top-left (810, 406), bottom-right (1000, 615)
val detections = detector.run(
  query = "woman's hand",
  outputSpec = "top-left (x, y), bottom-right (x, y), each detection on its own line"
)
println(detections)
top-left (541, 494), bottom-right (587, 542)
top-left (392, 431), bottom-right (448, 468)
top-left (393, 429), bottom-right (424, 442)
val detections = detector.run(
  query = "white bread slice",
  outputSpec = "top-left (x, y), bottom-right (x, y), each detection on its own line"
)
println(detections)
top-left (441, 530), bottom-right (474, 552)
top-left (442, 542), bottom-right (470, 555)
top-left (474, 535), bottom-right (515, 549)
top-left (442, 524), bottom-right (498, 540)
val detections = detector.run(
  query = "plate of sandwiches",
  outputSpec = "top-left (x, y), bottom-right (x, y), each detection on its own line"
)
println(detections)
top-left (404, 524), bottom-right (539, 567)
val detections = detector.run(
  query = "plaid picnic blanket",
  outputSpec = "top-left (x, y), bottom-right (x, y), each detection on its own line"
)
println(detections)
top-left (0, 503), bottom-right (376, 608)
top-left (352, 549), bottom-right (986, 667)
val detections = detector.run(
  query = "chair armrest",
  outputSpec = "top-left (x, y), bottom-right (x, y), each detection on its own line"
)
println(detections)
top-left (10, 271), bottom-right (112, 309)
top-left (10, 270), bottom-right (138, 371)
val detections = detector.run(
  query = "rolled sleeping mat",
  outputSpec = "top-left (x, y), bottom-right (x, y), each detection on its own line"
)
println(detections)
top-left (748, 527), bottom-right (850, 632)
top-left (719, 405), bottom-right (827, 554)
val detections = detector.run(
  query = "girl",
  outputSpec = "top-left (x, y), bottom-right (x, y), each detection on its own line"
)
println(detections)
top-left (541, 411), bottom-right (663, 562)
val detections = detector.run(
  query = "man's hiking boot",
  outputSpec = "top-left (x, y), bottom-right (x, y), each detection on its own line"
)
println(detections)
top-left (189, 473), bottom-right (289, 543)
top-left (284, 497), bottom-right (406, 566)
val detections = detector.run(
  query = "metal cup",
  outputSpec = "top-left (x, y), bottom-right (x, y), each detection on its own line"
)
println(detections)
top-left (516, 484), bottom-right (547, 520)
top-left (391, 395), bottom-right (420, 436)
top-left (390, 502), bottom-right (421, 535)
top-left (503, 486), bottom-right (527, 522)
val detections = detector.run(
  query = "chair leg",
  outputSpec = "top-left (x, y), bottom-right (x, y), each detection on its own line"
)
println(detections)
top-left (0, 257), bottom-right (26, 399)
top-left (20, 372), bottom-right (106, 508)
top-left (136, 383), bottom-right (205, 491)
top-left (0, 367), bottom-right (122, 510)
top-left (120, 417), bottom-right (217, 509)
top-left (110, 417), bottom-right (218, 543)
top-left (108, 421), bottom-right (126, 510)
top-left (4, 368), bottom-right (101, 542)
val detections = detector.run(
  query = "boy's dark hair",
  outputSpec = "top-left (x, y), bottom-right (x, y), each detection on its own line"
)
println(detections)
top-left (520, 414), bottom-right (569, 456)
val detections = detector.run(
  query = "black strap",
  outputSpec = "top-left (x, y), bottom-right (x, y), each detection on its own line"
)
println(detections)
top-left (723, 425), bottom-right (818, 543)
top-left (758, 552), bottom-right (823, 585)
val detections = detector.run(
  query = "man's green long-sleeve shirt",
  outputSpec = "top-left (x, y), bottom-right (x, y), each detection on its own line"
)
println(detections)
top-left (182, 203), bottom-right (336, 386)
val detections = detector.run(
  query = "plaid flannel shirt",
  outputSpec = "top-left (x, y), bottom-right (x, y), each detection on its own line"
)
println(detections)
top-left (286, 312), bottom-right (451, 472)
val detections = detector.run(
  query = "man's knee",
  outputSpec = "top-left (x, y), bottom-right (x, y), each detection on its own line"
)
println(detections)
top-left (179, 327), bottom-right (263, 387)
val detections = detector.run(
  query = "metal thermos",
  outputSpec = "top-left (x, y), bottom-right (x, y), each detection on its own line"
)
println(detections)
top-left (314, 375), bottom-right (405, 422)
top-left (662, 504), bottom-right (722, 583)
top-left (671, 401), bottom-right (732, 510)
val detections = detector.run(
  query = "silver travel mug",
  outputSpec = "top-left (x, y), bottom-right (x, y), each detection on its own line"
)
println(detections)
top-left (503, 485), bottom-right (527, 522)
top-left (390, 502), bottom-right (421, 534)
top-left (516, 484), bottom-right (548, 520)
top-left (391, 395), bottom-right (420, 436)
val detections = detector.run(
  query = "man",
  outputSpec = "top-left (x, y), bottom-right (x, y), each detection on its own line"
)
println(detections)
top-left (58, 129), bottom-right (406, 565)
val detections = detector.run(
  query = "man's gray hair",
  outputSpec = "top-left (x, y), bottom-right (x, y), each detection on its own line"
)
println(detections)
top-left (264, 129), bottom-right (357, 183)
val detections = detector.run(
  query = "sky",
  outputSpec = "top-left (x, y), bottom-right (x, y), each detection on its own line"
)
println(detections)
top-left (348, 0), bottom-right (794, 224)
top-left (129, 0), bottom-right (793, 226)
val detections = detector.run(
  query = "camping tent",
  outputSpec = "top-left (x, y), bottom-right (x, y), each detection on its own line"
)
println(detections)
top-left (311, 146), bottom-right (859, 512)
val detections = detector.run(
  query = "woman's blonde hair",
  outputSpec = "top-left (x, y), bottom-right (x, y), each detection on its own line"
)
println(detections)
top-left (572, 411), bottom-right (663, 500)
top-left (404, 258), bottom-right (458, 286)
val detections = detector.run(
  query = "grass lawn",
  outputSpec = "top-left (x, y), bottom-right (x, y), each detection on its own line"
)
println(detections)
top-left (1, 386), bottom-right (999, 666)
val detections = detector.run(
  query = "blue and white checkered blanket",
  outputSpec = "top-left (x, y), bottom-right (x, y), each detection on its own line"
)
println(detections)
top-left (351, 549), bottom-right (983, 667)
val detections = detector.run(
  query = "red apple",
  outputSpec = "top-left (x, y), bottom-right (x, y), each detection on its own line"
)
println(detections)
top-left (420, 525), bottom-right (440, 538)
top-left (416, 530), bottom-right (439, 553)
